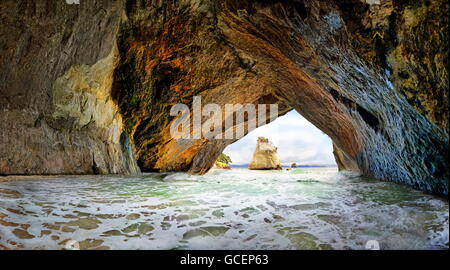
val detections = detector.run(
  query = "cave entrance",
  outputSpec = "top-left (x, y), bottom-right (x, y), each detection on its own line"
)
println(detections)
top-left (222, 110), bottom-right (337, 169)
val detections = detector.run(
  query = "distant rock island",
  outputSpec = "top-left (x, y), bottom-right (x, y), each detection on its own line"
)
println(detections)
top-left (248, 137), bottom-right (282, 170)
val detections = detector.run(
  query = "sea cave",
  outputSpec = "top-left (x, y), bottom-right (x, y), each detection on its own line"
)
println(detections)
top-left (0, 0), bottom-right (448, 251)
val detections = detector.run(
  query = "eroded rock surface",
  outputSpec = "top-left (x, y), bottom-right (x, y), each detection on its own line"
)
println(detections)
top-left (0, 0), bottom-right (448, 196)
top-left (249, 137), bottom-right (282, 170)
top-left (0, 1), bottom-right (139, 175)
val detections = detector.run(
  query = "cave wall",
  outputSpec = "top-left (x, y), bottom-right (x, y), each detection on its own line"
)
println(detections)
top-left (0, 0), bottom-right (139, 174)
top-left (0, 0), bottom-right (448, 196)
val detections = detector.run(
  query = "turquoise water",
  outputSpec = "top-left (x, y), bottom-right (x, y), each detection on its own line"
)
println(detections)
top-left (0, 168), bottom-right (448, 250)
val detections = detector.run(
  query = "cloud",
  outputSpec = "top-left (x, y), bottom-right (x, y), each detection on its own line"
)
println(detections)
top-left (223, 110), bottom-right (336, 166)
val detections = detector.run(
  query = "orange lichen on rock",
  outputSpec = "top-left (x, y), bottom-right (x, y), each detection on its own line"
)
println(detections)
top-left (171, 83), bottom-right (184, 93)
top-left (144, 59), bottom-right (157, 75)
top-left (171, 59), bottom-right (184, 69)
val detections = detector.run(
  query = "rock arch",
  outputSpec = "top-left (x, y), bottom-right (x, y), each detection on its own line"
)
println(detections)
top-left (0, 0), bottom-right (448, 196)
top-left (112, 0), bottom-right (448, 196)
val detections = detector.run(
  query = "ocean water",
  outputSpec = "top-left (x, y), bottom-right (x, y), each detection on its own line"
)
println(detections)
top-left (0, 168), bottom-right (448, 250)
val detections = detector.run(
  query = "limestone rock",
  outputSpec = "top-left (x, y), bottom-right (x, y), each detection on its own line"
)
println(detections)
top-left (249, 137), bottom-right (282, 170)
top-left (0, 1), bottom-right (140, 175)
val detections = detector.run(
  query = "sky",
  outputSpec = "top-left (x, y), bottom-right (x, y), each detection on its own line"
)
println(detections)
top-left (223, 110), bottom-right (337, 166)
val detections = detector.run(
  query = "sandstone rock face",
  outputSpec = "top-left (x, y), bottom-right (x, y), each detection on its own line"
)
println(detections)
top-left (0, 1), bottom-right (448, 196)
top-left (0, 1), bottom-right (139, 175)
top-left (249, 137), bottom-right (282, 170)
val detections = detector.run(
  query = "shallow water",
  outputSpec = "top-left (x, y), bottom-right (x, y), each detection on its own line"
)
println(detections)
top-left (0, 168), bottom-right (448, 250)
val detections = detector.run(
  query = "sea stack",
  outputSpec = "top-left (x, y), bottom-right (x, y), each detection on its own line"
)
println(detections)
top-left (248, 137), bottom-right (282, 170)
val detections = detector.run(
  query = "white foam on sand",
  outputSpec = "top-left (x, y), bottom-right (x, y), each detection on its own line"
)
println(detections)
top-left (0, 168), bottom-right (448, 250)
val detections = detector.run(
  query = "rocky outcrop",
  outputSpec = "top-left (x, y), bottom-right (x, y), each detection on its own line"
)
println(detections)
top-left (0, 1), bottom-right (448, 196)
top-left (214, 153), bottom-right (232, 169)
top-left (249, 137), bottom-right (282, 170)
top-left (0, 1), bottom-right (139, 175)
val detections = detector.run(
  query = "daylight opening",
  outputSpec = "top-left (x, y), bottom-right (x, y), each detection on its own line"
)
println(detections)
top-left (222, 110), bottom-right (337, 169)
